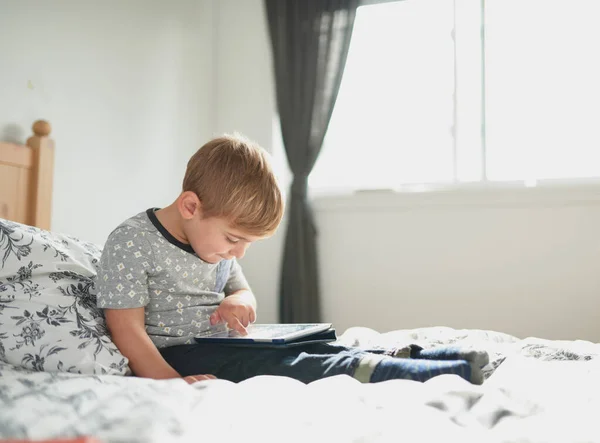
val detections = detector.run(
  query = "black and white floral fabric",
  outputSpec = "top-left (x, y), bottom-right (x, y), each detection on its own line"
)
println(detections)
top-left (0, 218), bottom-right (129, 375)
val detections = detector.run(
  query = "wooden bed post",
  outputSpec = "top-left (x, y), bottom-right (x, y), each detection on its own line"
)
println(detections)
top-left (26, 120), bottom-right (54, 230)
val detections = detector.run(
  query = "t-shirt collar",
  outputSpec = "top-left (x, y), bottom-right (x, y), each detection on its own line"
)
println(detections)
top-left (146, 208), bottom-right (196, 255)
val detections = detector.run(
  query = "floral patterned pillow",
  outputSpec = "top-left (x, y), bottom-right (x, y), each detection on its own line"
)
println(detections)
top-left (0, 218), bottom-right (130, 375)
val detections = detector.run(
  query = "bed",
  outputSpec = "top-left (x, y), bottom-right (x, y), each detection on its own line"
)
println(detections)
top-left (1, 121), bottom-right (598, 443)
top-left (0, 120), bottom-right (54, 231)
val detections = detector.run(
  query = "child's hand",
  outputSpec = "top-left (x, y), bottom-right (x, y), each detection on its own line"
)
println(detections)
top-left (184, 374), bottom-right (217, 384)
top-left (210, 293), bottom-right (256, 336)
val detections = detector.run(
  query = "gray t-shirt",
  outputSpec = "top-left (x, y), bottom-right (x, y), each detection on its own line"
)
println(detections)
top-left (95, 209), bottom-right (250, 348)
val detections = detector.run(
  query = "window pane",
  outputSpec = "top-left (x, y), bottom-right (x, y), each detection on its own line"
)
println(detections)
top-left (486, 0), bottom-right (600, 181)
top-left (310, 0), bottom-right (455, 191)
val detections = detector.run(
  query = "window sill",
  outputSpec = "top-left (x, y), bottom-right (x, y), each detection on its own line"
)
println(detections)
top-left (310, 180), bottom-right (600, 212)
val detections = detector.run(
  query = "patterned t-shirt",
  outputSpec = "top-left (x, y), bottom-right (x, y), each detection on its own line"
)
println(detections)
top-left (95, 209), bottom-right (250, 348)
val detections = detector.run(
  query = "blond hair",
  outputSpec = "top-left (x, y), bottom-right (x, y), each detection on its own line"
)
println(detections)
top-left (183, 134), bottom-right (284, 237)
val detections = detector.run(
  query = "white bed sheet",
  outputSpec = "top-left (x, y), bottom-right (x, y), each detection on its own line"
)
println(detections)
top-left (1, 326), bottom-right (598, 443)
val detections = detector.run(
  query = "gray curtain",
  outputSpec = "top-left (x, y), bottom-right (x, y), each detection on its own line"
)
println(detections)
top-left (265, 0), bottom-right (359, 323)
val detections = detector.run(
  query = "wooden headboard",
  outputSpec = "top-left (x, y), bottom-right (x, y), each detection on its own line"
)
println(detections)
top-left (0, 120), bottom-right (54, 230)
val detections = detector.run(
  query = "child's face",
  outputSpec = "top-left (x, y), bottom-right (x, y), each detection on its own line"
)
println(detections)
top-left (178, 191), bottom-right (267, 263)
top-left (184, 213), bottom-right (263, 264)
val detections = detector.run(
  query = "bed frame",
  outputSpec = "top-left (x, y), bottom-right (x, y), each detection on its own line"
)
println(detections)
top-left (0, 120), bottom-right (54, 230)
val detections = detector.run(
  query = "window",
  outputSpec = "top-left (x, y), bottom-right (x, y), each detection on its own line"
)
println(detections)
top-left (309, 0), bottom-right (600, 192)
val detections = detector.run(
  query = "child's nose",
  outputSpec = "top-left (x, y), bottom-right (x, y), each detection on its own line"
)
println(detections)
top-left (231, 242), bottom-right (249, 259)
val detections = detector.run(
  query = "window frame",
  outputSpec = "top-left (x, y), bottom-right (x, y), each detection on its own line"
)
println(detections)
top-left (310, 0), bottom-right (600, 196)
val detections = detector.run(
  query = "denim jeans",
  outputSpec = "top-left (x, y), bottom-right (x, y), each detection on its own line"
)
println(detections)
top-left (159, 342), bottom-right (473, 384)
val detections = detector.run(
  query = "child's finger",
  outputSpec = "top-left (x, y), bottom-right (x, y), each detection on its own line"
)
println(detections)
top-left (209, 310), bottom-right (222, 325)
top-left (249, 309), bottom-right (256, 324)
top-left (195, 374), bottom-right (217, 380)
top-left (228, 317), bottom-right (248, 336)
top-left (184, 374), bottom-right (217, 384)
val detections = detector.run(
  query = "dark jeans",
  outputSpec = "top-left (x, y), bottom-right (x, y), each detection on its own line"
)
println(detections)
top-left (159, 342), bottom-right (472, 384)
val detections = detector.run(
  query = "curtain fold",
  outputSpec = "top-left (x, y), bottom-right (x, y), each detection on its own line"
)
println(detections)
top-left (265, 0), bottom-right (359, 322)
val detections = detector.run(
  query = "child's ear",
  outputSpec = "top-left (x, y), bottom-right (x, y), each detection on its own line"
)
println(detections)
top-left (178, 191), bottom-right (202, 220)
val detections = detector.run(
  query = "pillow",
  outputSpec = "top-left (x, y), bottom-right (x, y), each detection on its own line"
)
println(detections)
top-left (0, 218), bottom-right (130, 375)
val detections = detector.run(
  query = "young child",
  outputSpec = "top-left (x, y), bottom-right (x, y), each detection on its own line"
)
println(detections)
top-left (95, 134), bottom-right (488, 385)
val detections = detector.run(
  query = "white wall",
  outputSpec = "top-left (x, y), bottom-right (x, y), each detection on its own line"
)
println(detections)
top-left (314, 188), bottom-right (600, 341)
top-left (0, 0), bottom-right (215, 245)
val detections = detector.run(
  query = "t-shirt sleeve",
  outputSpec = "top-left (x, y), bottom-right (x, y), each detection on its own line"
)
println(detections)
top-left (95, 226), bottom-right (153, 309)
top-left (224, 258), bottom-right (251, 295)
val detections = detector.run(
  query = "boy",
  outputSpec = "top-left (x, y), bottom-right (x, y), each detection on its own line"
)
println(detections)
top-left (95, 134), bottom-right (488, 385)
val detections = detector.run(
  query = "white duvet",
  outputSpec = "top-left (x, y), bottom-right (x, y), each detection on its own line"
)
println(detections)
top-left (1, 326), bottom-right (599, 443)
